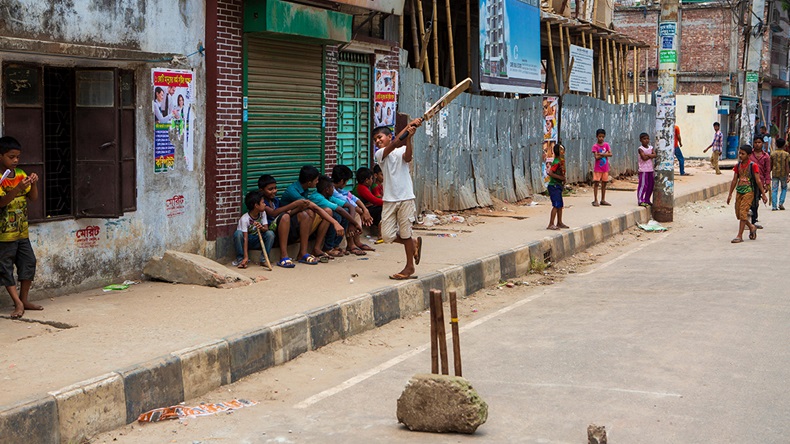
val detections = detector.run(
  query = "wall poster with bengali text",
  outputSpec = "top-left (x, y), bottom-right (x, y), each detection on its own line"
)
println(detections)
top-left (479, 0), bottom-right (542, 94)
top-left (542, 96), bottom-right (559, 187)
top-left (152, 68), bottom-right (195, 173)
top-left (373, 69), bottom-right (398, 130)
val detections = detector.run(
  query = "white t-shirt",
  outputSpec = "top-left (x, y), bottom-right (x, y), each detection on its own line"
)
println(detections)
top-left (237, 212), bottom-right (267, 233)
top-left (374, 146), bottom-right (415, 202)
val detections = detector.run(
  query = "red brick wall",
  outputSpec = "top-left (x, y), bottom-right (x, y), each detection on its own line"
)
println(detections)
top-left (209, 0), bottom-right (244, 240)
top-left (324, 46), bottom-right (339, 172)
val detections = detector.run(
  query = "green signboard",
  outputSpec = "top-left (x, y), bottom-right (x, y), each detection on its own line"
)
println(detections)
top-left (746, 71), bottom-right (759, 83)
top-left (659, 50), bottom-right (677, 64)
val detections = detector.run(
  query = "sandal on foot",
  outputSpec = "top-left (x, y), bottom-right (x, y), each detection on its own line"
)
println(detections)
top-left (389, 273), bottom-right (418, 280)
top-left (592, 201), bottom-right (600, 207)
top-left (558, 223), bottom-right (570, 229)
top-left (314, 253), bottom-right (331, 263)
top-left (414, 237), bottom-right (423, 265)
top-left (731, 238), bottom-right (744, 243)
top-left (359, 244), bottom-right (376, 251)
top-left (277, 257), bottom-right (296, 268)
top-left (546, 225), bottom-right (560, 230)
top-left (298, 254), bottom-right (319, 265)
top-left (749, 230), bottom-right (757, 240)
top-left (600, 201), bottom-right (612, 206)
top-left (348, 247), bottom-right (367, 256)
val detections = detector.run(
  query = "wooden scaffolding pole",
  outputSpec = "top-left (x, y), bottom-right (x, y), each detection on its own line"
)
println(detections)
top-left (416, 0), bottom-right (431, 81)
top-left (611, 39), bottom-right (620, 104)
top-left (466, 0), bottom-right (471, 77)
top-left (432, 0), bottom-right (439, 84)
top-left (598, 36), bottom-right (604, 100)
top-left (621, 44), bottom-right (628, 104)
top-left (559, 25), bottom-right (567, 86)
top-left (587, 33), bottom-right (597, 98)
top-left (635, 47), bottom-right (640, 102)
top-left (409, 0), bottom-right (420, 67)
top-left (444, 0), bottom-right (457, 86)
top-left (399, 14), bottom-right (404, 48)
top-left (547, 22), bottom-right (560, 94)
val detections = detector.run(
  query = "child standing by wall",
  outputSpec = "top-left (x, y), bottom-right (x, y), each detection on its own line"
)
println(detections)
top-left (637, 132), bottom-right (656, 207)
top-left (546, 144), bottom-right (568, 230)
top-left (591, 128), bottom-right (612, 207)
top-left (373, 121), bottom-right (423, 280)
top-left (0, 137), bottom-right (40, 319)
top-left (726, 145), bottom-right (767, 243)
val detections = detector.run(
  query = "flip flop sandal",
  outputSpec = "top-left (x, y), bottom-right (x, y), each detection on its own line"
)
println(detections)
top-left (348, 247), bottom-right (367, 256)
top-left (315, 253), bottom-right (331, 263)
top-left (592, 201), bottom-right (600, 207)
top-left (359, 244), bottom-right (376, 251)
top-left (749, 230), bottom-right (757, 240)
top-left (389, 273), bottom-right (419, 280)
top-left (414, 237), bottom-right (423, 265)
top-left (298, 254), bottom-right (319, 265)
top-left (600, 201), bottom-right (612, 206)
top-left (731, 238), bottom-right (744, 243)
top-left (277, 257), bottom-right (296, 268)
top-left (237, 262), bottom-right (248, 269)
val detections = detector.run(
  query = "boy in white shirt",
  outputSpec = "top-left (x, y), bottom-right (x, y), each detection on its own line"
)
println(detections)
top-left (373, 120), bottom-right (423, 280)
top-left (233, 190), bottom-right (274, 268)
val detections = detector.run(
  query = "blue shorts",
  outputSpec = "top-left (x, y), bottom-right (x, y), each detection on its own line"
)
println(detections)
top-left (548, 184), bottom-right (564, 209)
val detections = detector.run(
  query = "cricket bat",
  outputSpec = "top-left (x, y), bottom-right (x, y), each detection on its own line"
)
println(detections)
top-left (399, 78), bottom-right (473, 140)
top-left (0, 169), bottom-right (11, 184)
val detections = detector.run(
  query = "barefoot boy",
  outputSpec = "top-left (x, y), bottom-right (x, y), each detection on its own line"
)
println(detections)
top-left (727, 145), bottom-right (767, 243)
top-left (373, 121), bottom-right (423, 280)
top-left (0, 136), bottom-right (41, 319)
top-left (592, 128), bottom-right (612, 206)
top-left (546, 144), bottom-right (569, 230)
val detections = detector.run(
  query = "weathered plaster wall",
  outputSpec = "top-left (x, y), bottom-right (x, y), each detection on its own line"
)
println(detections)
top-left (676, 95), bottom-right (720, 159)
top-left (0, 0), bottom-right (207, 299)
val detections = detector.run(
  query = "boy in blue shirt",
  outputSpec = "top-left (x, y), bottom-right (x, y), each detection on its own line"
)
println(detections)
top-left (281, 166), bottom-right (345, 261)
top-left (311, 175), bottom-right (362, 257)
top-left (331, 165), bottom-right (374, 255)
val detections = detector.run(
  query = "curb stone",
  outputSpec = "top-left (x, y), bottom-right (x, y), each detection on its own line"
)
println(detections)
top-left (0, 182), bottom-right (724, 444)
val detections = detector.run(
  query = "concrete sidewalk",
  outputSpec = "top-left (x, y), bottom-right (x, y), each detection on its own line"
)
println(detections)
top-left (0, 168), bottom-right (730, 444)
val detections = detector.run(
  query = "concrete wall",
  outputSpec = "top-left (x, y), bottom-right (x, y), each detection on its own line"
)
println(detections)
top-left (676, 95), bottom-right (721, 159)
top-left (0, 0), bottom-right (207, 298)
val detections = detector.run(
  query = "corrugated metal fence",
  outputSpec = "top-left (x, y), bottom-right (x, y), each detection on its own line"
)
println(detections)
top-left (398, 67), bottom-right (656, 211)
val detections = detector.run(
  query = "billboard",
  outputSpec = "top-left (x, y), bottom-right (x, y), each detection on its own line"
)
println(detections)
top-left (479, 0), bottom-right (542, 94)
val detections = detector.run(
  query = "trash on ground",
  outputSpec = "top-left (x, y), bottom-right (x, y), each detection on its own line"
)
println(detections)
top-left (435, 233), bottom-right (458, 238)
top-left (637, 220), bottom-right (668, 232)
top-left (103, 284), bottom-right (130, 292)
top-left (137, 399), bottom-right (257, 423)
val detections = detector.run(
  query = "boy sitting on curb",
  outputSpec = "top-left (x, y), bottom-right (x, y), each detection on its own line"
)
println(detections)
top-left (233, 190), bottom-right (274, 268)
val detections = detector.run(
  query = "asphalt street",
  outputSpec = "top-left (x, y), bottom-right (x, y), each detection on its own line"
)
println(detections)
top-left (94, 194), bottom-right (790, 444)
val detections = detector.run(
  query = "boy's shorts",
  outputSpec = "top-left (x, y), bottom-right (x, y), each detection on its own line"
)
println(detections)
top-left (547, 184), bottom-right (564, 209)
top-left (593, 171), bottom-right (609, 182)
top-left (0, 239), bottom-right (36, 287)
top-left (381, 199), bottom-right (416, 243)
top-left (271, 213), bottom-right (301, 244)
top-left (735, 192), bottom-right (753, 221)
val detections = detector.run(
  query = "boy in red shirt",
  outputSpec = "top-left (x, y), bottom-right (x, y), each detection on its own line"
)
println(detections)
top-left (726, 145), bottom-right (767, 243)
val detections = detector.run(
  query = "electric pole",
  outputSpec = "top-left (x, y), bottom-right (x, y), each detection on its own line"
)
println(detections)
top-left (741, 0), bottom-right (765, 145)
top-left (653, 0), bottom-right (680, 223)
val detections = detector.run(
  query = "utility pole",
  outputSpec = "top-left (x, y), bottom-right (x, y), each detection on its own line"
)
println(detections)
top-left (653, 0), bottom-right (680, 223)
top-left (740, 0), bottom-right (765, 145)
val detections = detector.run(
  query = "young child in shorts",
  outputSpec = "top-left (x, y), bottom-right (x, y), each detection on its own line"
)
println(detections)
top-left (0, 136), bottom-right (41, 319)
top-left (546, 143), bottom-right (568, 230)
top-left (592, 128), bottom-right (612, 206)
top-left (233, 190), bottom-right (274, 268)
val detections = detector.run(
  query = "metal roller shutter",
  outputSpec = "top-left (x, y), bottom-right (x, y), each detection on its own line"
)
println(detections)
top-left (244, 37), bottom-right (324, 193)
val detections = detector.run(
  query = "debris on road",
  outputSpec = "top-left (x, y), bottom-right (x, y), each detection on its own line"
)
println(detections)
top-left (637, 219), bottom-right (669, 232)
top-left (137, 399), bottom-right (257, 423)
top-left (397, 374), bottom-right (488, 434)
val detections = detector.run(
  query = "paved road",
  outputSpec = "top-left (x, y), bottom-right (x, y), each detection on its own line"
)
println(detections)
top-left (95, 195), bottom-right (790, 444)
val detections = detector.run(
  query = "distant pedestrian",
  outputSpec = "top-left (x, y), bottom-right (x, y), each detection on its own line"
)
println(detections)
top-left (637, 132), bottom-right (657, 207)
top-left (749, 136), bottom-right (771, 228)
top-left (674, 124), bottom-right (686, 175)
top-left (770, 138), bottom-right (790, 211)
top-left (703, 122), bottom-right (724, 175)
top-left (373, 120), bottom-right (424, 280)
top-left (727, 145), bottom-right (766, 243)
top-left (760, 126), bottom-right (772, 154)
top-left (591, 128), bottom-right (612, 206)
top-left (546, 143), bottom-right (569, 230)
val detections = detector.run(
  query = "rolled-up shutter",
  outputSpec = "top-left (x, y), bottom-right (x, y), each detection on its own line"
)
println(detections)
top-left (244, 37), bottom-right (324, 193)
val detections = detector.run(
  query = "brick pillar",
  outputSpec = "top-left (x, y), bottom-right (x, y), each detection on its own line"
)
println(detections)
top-left (324, 46), bottom-right (339, 172)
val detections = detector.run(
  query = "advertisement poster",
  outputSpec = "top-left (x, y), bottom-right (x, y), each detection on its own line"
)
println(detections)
top-left (542, 96), bottom-right (559, 186)
top-left (374, 69), bottom-right (398, 129)
top-left (152, 68), bottom-right (195, 173)
top-left (568, 45), bottom-right (594, 93)
top-left (479, 0), bottom-right (542, 94)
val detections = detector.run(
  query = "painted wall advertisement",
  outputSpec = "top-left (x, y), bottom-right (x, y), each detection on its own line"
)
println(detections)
top-left (374, 69), bottom-right (398, 129)
top-left (152, 68), bottom-right (195, 173)
top-left (479, 0), bottom-right (542, 94)
top-left (568, 44), bottom-right (593, 93)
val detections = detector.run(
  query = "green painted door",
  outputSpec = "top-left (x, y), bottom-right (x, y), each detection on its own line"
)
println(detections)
top-left (336, 52), bottom-right (371, 172)
top-left (243, 37), bottom-right (325, 193)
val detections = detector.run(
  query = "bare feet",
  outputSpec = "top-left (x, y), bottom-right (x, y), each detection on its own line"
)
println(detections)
top-left (24, 302), bottom-right (43, 310)
top-left (10, 305), bottom-right (24, 319)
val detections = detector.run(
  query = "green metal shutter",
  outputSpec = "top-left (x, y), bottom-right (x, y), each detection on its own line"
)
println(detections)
top-left (337, 52), bottom-right (372, 172)
top-left (244, 37), bottom-right (324, 193)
